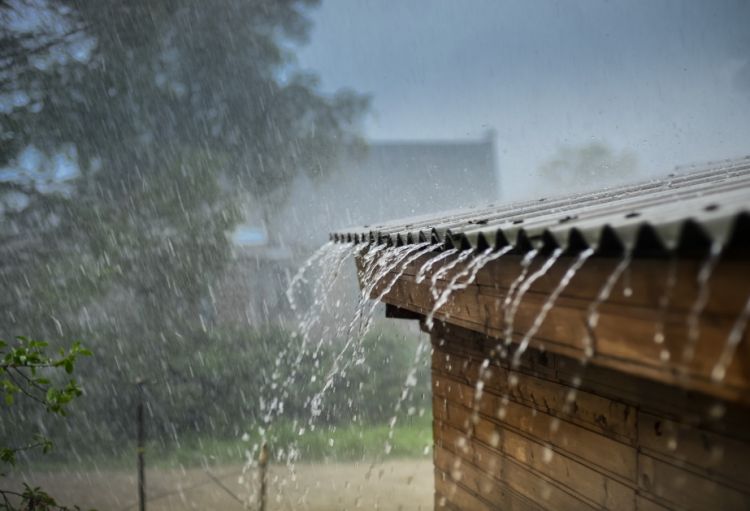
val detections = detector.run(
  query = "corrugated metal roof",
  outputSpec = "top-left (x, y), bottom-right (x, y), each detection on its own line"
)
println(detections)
top-left (330, 156), bottom-right (750, 256)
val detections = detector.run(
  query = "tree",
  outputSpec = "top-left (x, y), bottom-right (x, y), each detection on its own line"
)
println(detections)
top-left (538, 141), bottom-right (638, 191)
top-left (0, 0), bottom-right (368, 449)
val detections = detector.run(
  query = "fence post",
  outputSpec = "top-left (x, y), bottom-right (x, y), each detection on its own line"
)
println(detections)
top-left (136, 378), bottom-right (146, 511)
top-left (259, 442), bottom-right (268, 511)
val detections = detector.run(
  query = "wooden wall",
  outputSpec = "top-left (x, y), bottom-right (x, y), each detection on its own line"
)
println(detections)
top-left (370, 251), bottom-right (750, 404)
top-left (430, 321), bottom-right (750, 511)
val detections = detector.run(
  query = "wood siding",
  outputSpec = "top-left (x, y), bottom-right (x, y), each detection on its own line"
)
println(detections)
top-left (430, 321), bottom-right (750, 511)
top-left (361, 251), bottom-right (750, 404)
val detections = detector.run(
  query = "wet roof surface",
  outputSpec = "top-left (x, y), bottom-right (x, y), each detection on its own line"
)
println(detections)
top-left (330, 156), bottom-right (750, 257)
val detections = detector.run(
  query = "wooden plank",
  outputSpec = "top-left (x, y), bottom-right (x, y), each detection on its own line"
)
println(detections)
top-left (435, 407), bottom-right (635, 511)
top-left (435, 490), bottom-right (462, 511)
top-left (434, 468), bottom-right (496, 511)
top-left (436, 427), bottom-right (601, 511)
top-left (390, 252), bottom-right (750, 317)
top-left (431, 348), bottom-right (638, 443)
top-left (638, 411), bottom-right (750, 492)
top-left (638, 453), bottom-right (750, 511)
top-left (380, 269), bottom-right (750, 403)
top-left (435, 445), bottom-right (540, 510)
top-left (432, 379), bottom-right (638, 481)
top-left (635, 495), bottom-right (672, 511)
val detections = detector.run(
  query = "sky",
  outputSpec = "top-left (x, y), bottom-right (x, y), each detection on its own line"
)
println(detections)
top-left (296, 0), bottom-right (750, 199)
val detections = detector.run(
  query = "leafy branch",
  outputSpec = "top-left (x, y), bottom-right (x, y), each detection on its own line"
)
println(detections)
top-left (0, 484), bottom-right (87, 510)
top-left (1, 337), bottom-right (91, 412)
top-left (0, 336), bottom-right (93, 510)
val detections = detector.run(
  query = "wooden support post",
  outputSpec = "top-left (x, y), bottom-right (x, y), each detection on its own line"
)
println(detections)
top-left (259, 442), bottom-right (268, 511)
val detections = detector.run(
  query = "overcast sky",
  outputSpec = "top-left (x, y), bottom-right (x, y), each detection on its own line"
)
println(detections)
top-left (297, 0), bottom-right (750, 199)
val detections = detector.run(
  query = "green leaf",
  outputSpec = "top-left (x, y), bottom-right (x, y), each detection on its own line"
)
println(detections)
top-left (0, 447), bottom-right (16, 465)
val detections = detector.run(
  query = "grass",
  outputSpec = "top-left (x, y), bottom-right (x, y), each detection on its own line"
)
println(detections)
top-left (21, 415), bottom-right (433, 471)
top-left (159, 414), bottom-right (433, 468)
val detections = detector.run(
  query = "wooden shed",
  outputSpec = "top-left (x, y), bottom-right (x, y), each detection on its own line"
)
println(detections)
top-left (332, 158), bottom-right (750, 510)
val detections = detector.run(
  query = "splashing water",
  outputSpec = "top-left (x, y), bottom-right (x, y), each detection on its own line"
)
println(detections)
top-left (583, 250), bottom-right (632, 360)
top-left (683, 241), bottom-right (723, 362)
top-left (357, 242), bottom-right (434, 339)
top-left (283, 243), bottom-right (355, 390)
top-left (425, 246), bottom-right (514, 330)
top-left (504, 248), bottom-right (563, 350)
top-left (286, 241), bottom-right (334, 312)
top-left (266, 243), bottom-right (355, 415)
top-left (511, 248), bottom-right (594, 367)
top-left (310, 242), bottom-right (432, 418)
top-left (242, 241), bottom-right (363, 504)
top-left (711, 292), bottom-right (750, 382)
top-left (248, 240), bottom-right (439, 507)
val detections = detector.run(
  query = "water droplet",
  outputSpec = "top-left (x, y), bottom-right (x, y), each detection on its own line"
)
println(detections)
top-left (709, 402), bottom-right (726, 419)
top-left (542, 446), bottom-right (554, 463)
top-left (490, 431), bottom-right (501, 447)
top-left (549, 417), bottom-right (560, 433)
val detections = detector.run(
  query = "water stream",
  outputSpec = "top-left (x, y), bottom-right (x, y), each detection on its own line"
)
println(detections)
top-left (425, 245), bottom-right (514, 330)
top-left (261, 235), bottom-right (743, 509)
top-left (285, 241), bottom-right (335, 312)
top-left (583, 250), bottom-right (633, 360)
top-left (511, 248), bottom-right (594, 367)
top-left (415, 248), bottom-right (459, 284)
top-left (309, 242), bottom-right (432, 419)
top-left (653, 257), bottom-right (678, 363)
top-left (429, 248), bottom-right (476, 300)
top-left (501, 249), bottom-right (539, 350)
top-left (683, 241), bottom-right (723, 362)
top-left (504, 248), bottom-right (563, 351)
top-left (712, 292), bottom-right (750, 382)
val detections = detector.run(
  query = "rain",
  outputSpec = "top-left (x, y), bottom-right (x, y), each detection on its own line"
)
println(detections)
top-left (2, 1), bottom-right (750, 511)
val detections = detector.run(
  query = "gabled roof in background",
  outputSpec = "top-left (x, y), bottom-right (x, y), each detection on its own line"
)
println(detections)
top-left (330, 156), bottom-right (750, 257)
top-left (277, 134), bottom-right (498, 249)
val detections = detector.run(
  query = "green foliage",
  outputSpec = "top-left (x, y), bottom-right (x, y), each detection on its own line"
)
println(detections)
top-left (2, 324), bottom-right (430, 467)
top-left (0, 0), bottom-right (368, 340)
top-left (0, 337), bottom-right (90, 422)
top-left (0, 483), bottom-right (91, 511)
top-left (0, 8), bottom-right (370, 467)
top-left (0, 337), bottom-right (92, 510)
